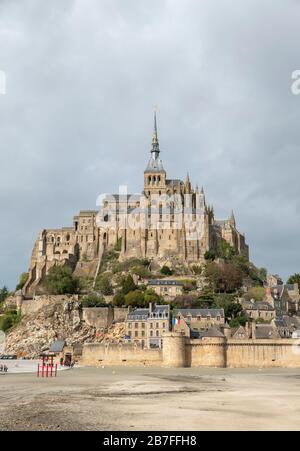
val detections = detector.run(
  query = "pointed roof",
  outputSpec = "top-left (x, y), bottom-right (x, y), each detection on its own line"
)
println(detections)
top-left (144, 111), bottom-right (165, 173)
top-left (230, 210), bottom-right (236, 227)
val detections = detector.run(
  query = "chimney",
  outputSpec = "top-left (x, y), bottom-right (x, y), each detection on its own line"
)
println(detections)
top-left (251, 321), bottom-right (256, 340)
top-left (245, 322), bottom-right (249, 338)
top-left (149, 302), bottom-right (153, 314)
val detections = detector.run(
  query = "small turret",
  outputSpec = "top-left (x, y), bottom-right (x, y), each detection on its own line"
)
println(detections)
top-left (185, 173), bottom-right (191, 194)
top-left (229, 210), bottom-right (236, 228)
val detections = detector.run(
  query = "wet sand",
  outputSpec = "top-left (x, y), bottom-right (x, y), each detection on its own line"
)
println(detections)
top-left (1, 365), bottom-right (300, 431)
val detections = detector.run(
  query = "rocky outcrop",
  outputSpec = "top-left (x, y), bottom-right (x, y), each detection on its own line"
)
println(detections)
top-left (4, 299), bottom-right (97, 358)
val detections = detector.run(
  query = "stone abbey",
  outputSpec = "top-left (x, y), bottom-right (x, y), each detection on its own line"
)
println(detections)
top-left (23, 114), bottom-right (249, 295)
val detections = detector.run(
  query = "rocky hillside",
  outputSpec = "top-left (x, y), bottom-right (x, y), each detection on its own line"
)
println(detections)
top-left (4, 299), bottom-right (97, 358)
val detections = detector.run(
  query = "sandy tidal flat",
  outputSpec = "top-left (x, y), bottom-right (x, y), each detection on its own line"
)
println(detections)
top-left (1, 365), bottom-right (300, 431)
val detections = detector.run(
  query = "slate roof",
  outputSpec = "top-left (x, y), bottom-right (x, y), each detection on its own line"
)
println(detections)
top-left (127, 304), bottom-right (169, 321)
top-left (49, 340), bottom-right (66, 353)
top-left (274, 316), bottom-right (300, 329)
top-left (144, 157), bottom-right (165, 173)
top-left (174, 308), bottom-right (224, 318)
top-left (242, 301), bottom-right (274, 311)
top-left (127, 308), bottom-right (149, 321)
top-left (148, 279), bottom-right (183, 286)
top-left (191, 327), bottom-right (225, 339)
top-left (255, 325), bottom-right (279, 339)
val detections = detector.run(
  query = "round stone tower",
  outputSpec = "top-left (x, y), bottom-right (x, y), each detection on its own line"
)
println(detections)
top-left (162, 333), bottom-right (186, 367)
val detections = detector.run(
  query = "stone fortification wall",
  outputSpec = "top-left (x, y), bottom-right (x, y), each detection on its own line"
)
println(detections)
top-left (82, 342), bottom-right (162, 366)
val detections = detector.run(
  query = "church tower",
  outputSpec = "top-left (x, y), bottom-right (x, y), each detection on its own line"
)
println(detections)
top-left (144, 112), bottom-right (167, 197)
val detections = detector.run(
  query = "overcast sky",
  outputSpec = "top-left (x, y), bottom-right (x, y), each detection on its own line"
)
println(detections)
top-left (0, 0), bottom-right (299, 289)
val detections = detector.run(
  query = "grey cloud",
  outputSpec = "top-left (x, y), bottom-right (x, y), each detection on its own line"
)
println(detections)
top-left (0, 0), bottom-right (299, 288)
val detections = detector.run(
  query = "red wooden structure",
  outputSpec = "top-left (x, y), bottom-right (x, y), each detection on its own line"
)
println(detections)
top-left (37, 355), bottom-right (58, 377)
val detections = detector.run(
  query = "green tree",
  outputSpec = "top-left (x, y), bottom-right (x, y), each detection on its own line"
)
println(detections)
top-left (131, 266), bottom-right (152, 278)
top-left (42, 266), bottom-right (79, 295)
top-left (216, 240), bottom-right (235, 260)
top-left (229, 316), bottom-right (248, 328)
top-left (0, 309), bottom-right (21, 332)
top-left (0, 286), bottom-right (9, 303)
top-left (144, 289), bottom-right (161, 304)
top-left (81, 293), bottom-right (106, 307)
top-left (124, 290), bottom-right (145, 307)
top-left (113, 290), bottom-right (125, 307)
top-left (287, 273), bottom-right (300, 286)
top-left (225, 302), bottom-right (243, 320)
top-left (204, 250), bottom-right (216, 261)
top-left (121, 275), bottom-right (137, 295)
top-left (96, 274), bottom-right (113, 295)
top-left (16, 273), bottom-right (28, 291)
top-left (160, 266), bottom-right (173, 276)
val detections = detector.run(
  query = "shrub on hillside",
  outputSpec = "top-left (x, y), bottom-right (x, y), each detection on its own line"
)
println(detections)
top-left (113, 290), bottom-right (125, 307)
top-left (160, 266), bottom-right (173, 276)
top-left (124, 290), bottom-right (145, 307)
top-left (0, 309), bottom-right (21, 332)
top-left (95, 273), bottom-right (113, 295)
top-left (81, 293), bottom-right (107, 308)
top-left (42, 266), bottom-right (79, 295)
top-left (121, 275), bottom-right (137, 295)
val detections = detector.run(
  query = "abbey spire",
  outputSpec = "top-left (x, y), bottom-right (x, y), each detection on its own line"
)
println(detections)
top-left (144, 111), bottom-right (165, 174)
top-left (151, 111), bottom-right (160, 160)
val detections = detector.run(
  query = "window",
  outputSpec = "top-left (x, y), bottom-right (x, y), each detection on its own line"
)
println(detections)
top-left (128, 331), bottom-right (131, 337)
top-left (135, 331), bottom-right (138, 337)
top-left (135, 322), bottom-right (138, 329)
top-left (150, 330), bottom-right (153, 337)
top-left (142, 322), bottom-right (145, 329)
top-left (142, 330), bottom-right (145, 337)
top-left (163, 323), bottom-right (165, 328)
top-left (156, 323), bottom-right (159, 329)
top-left (128, 323), bottom-right (132, 329)
top-left (156, 330), bottom-right (159, 337)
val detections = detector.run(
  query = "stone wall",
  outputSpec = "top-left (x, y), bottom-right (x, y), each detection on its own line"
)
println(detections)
top-left (114, 307), bottom-right (128, 323)
top-left (226, 339), bottom-right (300, 368)
top-left (21, 295), bottom-right (78, 316)
top-left (82, 342), bottom-right (162, 366)
top-left (82, 307), bottom-right (114, 330)
top-left (188, 337), bottom-right (227, 367)
top-left (81, 335), bottom-right (300, 368)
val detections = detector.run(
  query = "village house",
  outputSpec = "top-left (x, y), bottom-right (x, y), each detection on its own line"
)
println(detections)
top-left (241, 299), bottom-right (276, 321)
top-left (125, 303), bottom-right (170, 348)
top-left (268, 284), bottom-right (300, 315)
top-left (172, 308), bottom-right (225, 337)
top-left (272, 316), bottom-right (300, 338)
top-left (147, 279), bottom-right (184, 299)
